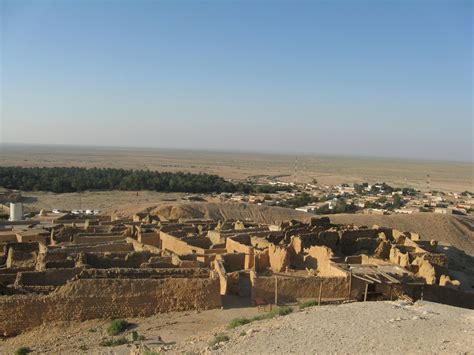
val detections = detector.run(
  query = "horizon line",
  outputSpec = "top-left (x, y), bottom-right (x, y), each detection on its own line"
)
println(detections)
top-left (0, 141), bottom-right (472, 165)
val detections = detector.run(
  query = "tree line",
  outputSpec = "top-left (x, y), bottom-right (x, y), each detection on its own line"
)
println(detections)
top-left (0, 166), bottom-right (291, 194)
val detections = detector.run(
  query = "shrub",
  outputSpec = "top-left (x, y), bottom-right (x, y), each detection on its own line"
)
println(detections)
top-left (270, 306), bottom-right (293, 316)
top-left (107, 319), bottom-right (129, 335)
top-left (228, 306), bottom-right (293, 329)
top-left (299, 300), bottom-right (319, 309)
top-left (15, 348), bottom-right (31, 355)
top-left (78, 344), bottom-right (89, 351)
top-left (208, 334), bottom-right (230, 346)
top-left (99, 337), bottom-right (129, 347)
top-left (131, 330), bottom-right (146, 341)
top-left (228, 317), bottom-right (252, 329)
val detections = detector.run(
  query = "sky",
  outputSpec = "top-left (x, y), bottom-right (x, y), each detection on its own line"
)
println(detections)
top-left (0, 0), bottom-right (472, 162)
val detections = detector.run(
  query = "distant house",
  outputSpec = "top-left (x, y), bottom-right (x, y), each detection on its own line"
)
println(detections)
top-left (434, 208), bottom-right (447, 214)
top-left (364, 208), bottom-right (388, 215)
top-left (295, 205), bottom-right (317, 213)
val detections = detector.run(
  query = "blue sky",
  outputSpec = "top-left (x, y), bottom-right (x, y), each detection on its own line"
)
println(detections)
top-left (1, 0), bottom-right (472, 161)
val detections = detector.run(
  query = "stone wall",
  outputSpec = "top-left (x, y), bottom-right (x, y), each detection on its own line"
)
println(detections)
top-left (0, 276), bottom-right (221, 336)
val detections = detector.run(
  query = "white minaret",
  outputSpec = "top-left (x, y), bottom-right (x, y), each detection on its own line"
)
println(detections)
top-left (9, 203), bottom-right (23, 221)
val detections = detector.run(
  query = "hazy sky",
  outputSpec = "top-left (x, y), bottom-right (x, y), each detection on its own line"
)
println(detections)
top-left (1, 0), bottom-right (472, 161)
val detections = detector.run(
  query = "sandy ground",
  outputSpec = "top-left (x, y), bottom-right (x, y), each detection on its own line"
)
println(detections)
top-left (1, 144), bottom-right (472, 192)
top-left (2, 300), bottom-right (472, 354)
top-left (19, 190), bottom-right (185, 213)
top-left (178, 301), bottom-right (474, 354)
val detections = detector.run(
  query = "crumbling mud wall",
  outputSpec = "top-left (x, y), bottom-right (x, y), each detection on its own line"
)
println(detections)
top-left (339, 229), bottom-right (379, 255)
top-left (138, 232), bottom-right (160, 247)
top-left (79, 251), bottom-right (154, 269)
top-left (268, 245), bottom-right (290, 272)
top-left (250, 273), bottom-right (362, 303)
top-left (304, 246), bottom-right (347, 277)
top-left (254, 249), bottom-right (270, 271)
top-left (160, 232), bottom-right (207, 255)
top-left (0, 232), bottom-right (17, 243)
top-left (214, 259), bottom-right (228, 295)
top-left (0, 276), bottom-right (221, 336)
top-left (226, 238), bottom-right (254, 269)
top-left (6, 243), bottom-right (39, 269)
top-left (15, 269), bottom-right (82, 287)
top-left (217, 253), bottom-right (246, 272)
top-left (73, 235), bottom-right (125, 244)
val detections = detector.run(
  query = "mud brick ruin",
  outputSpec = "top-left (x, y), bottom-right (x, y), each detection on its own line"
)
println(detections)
top-left (0, 212), bottom-right (472, 336)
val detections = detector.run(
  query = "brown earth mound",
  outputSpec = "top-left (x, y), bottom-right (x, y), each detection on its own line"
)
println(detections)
top-left (154, 202), bottom-right (315, 224)
top-left (110, 202), bottom-right (314, 225)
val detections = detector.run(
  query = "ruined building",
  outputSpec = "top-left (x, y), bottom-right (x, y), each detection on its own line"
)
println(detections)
top-left (0, 212), bottom-right (472, 336)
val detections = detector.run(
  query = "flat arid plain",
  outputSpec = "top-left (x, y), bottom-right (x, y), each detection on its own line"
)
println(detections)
top-left (1, 144), bottom-right (473, 354)
top-left (1, 144), bottom-right (472, 192)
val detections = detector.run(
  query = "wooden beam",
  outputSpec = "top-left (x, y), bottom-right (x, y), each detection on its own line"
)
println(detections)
top-left (318, 280), bottom-right (323, 305)
top-left (347, 271), bottom-right (352, 299)
top-left (363, 274), bottom-right (382, 284)
top-left (274, 275), bottom-right (278, 306)
top-left (376, 270), bottom-right (401, 284)
top-left (351, 274), bottom-right (375, 284)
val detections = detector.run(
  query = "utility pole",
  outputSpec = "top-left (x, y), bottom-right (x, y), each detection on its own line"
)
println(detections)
top-left (293, 156), bottom-right (298, 185)
top-left (318, 280), bottom-right (323, 305)
top-left (426, 174), bottom-right (431, 206)
top-left (274, 275), bottom-right (278, 306)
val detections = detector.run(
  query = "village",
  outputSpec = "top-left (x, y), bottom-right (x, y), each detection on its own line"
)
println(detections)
top-left (3, 179), bottom-right (473, 224)
top-left (208, 181), bottom-right (473, 216)
top-left (1, 198), bottom-right (472, 343)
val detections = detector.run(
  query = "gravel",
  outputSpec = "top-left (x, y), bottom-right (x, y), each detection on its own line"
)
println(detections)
top-left (179, 300), bottom-right (474, 354)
